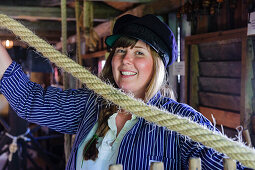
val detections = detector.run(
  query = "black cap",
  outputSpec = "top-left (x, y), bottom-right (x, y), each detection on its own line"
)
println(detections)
top-left (105, 14), bottom-right (177, 67)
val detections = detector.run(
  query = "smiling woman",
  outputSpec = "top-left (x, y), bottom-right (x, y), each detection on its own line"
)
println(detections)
top-left (0, 14), bottom-right (248, 170)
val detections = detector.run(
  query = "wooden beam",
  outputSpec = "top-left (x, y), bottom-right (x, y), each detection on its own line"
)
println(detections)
top-left (199, 39), bottom-right (242, 61)
top-left (0, 3), bottom-right (120, 22)
top-left (199, 106), bottom-right (240, 129)
top-left (82, 50), bottom-right (106, 59)
top-left (185, 28), bottom-right (247, 45)
top-left (0, 5), bottom-right (75, 22)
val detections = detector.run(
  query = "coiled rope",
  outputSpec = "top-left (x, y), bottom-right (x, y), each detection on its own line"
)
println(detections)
top-left (0, 14), bottom-right (254, 168)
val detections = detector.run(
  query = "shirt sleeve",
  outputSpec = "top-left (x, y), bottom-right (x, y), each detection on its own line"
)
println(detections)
top-left (0, 61), bottom-right (100, 134)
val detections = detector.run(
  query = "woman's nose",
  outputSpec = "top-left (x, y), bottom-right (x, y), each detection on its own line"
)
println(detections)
top-left (122, 51), bottom-right (133, 64)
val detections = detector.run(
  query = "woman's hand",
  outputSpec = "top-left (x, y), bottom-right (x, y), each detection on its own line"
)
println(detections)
top-left (0, 43), bottom-right (12, 79)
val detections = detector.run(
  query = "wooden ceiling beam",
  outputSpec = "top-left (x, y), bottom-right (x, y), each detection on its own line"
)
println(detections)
top-left (0, 5), bottom-right (75, 22)
top-left (0, 3), bottom-right (121, 22)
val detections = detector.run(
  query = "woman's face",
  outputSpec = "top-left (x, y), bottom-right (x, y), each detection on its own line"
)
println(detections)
top-left (111, 40), bottom-right (154, 99)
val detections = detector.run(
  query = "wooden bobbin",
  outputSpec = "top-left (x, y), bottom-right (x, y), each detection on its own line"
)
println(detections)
top-left (189, 157), bottom-right (201, 170)
top-left (109, 164), bottom-right (123, 170)
top-left (150, 162), bottom-right (164, 170)
top-left (223, 158), bottom-right (236, 170)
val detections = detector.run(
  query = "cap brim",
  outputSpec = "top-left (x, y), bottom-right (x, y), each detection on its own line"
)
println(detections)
top-left (105, 35), bottom-right (121, 47)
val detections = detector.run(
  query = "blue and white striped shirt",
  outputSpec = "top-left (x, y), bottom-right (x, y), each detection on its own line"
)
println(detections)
top-left (0, 62), bottom-right (244, 170)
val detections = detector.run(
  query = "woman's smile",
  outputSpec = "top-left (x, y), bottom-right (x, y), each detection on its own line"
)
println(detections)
top-left (120, 70), bottom-right (137, 76)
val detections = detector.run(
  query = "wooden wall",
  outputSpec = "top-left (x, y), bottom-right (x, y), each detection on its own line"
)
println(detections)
top-left (185, 28), bottom-right (255, 142)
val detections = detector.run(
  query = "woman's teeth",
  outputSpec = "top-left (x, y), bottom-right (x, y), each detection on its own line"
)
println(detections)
top-left (121, 71), bottom-right (137, 76)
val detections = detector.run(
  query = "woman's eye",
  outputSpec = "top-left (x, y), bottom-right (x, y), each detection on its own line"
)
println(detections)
top-left (115, 49), bottom-right (125, 53)
top-left (136, 51), bottom-right (144, 55)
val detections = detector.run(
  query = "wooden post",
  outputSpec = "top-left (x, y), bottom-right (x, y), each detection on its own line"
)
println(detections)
top-left (150, 162), bottom-right (164, 170)
top-left (189, 45), bottom-right (200, 110)
top-left (240, 37), bottom-right (254, 148)
top-left (243, 129), bottom-right (252, 147)
top-left (109, 164), bottom-right (123, 170)
top-left (189, 157), bottom-right (201, 170)
top-left (223, 158), bottom-right (236, 170)
top-left (241, 37), bottom-right (254, 130)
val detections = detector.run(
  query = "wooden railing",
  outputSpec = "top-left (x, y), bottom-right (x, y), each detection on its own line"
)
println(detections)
top-left (109, 158), bottom-right (237, 170)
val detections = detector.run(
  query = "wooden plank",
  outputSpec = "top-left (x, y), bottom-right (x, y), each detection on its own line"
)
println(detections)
top-left (189, 45), bottom-right (199, 109)
top-left (199, 106), bottom-right (240, 129)
top-left (199, 77), bottom-right (241, 95)
top-left (82, 50), bottom-right (106, 59)
top-left (199, 92), bottom-right (240, 112)
top-left (185, 28), bottom-right (247, 45)
top-left (199, 40), bottom-right (241, 61)
top-left (199, 61), bottom-right (241, 78)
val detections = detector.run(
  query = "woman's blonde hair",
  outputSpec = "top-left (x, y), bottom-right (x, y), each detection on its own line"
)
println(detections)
top-left (83, 36), bottom-right (174, 160)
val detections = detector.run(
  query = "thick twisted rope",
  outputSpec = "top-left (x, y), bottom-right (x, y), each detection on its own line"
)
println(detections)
top-left (0, 14), bottom-right (254, 168)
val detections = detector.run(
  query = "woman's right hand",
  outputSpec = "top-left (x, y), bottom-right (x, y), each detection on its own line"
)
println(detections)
top-left (0, 43), bottom-right (12, 79)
